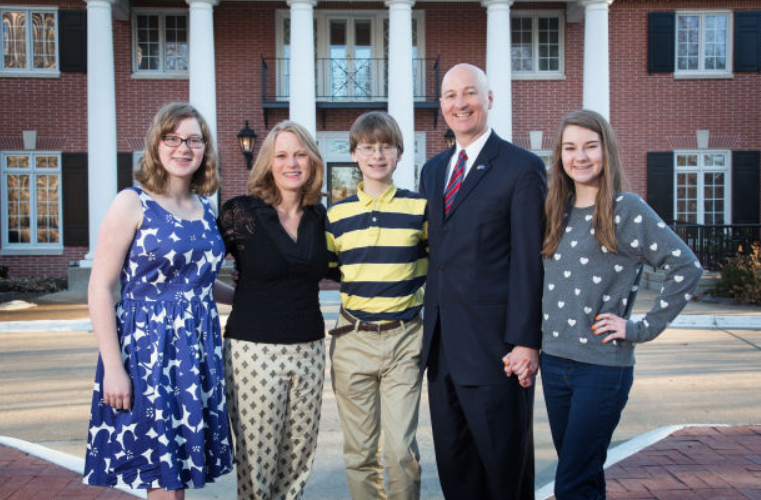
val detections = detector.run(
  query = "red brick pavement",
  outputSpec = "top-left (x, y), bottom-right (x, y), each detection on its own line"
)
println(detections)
top-left (548, 426), bottom-right (761, 500)
top-left (0, 445), bottom-right (136, 500)
top-left (3, 426), bottom-right (760, 499)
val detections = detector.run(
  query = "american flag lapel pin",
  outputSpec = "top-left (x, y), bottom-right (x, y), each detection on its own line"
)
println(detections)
top-left (477, 164), bottom-right (486, 170)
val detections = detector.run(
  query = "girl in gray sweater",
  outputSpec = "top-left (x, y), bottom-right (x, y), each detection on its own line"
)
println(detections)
top-left (539, 110), bottom-right (703, 500)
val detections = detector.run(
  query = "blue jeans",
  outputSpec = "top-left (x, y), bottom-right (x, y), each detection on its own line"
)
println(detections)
top-left (541, 352), bottom-right (633, 500)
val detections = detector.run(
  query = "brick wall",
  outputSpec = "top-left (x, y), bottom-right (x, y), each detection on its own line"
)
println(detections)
top-left (1, 0), bottom-right (759, 277)
top-left (610, 0), bottom-right (761, 196)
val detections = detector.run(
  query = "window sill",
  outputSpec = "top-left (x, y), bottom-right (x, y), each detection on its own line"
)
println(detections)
top-left (131, 72), bottom-right (189, 80)
top-left (1, 246), bottom-right (64, 256)
top-left (0, 71), bottom-right (61, 79)
top-left (512, 73), bottom-right (566, 81)
top-left (673, 72), bottom-right (734, 80)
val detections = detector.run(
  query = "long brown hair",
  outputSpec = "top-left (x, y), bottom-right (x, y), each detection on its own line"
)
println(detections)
top-left (542, 109), bottom-right (627, 257)
top-left (246, 121), bottom-right (324, 207)
top-left (135, 102), bottom-right (219, 196)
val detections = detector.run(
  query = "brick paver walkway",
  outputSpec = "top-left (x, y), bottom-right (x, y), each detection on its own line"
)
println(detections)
top-left (0, 445), bottom-right (135, 500)
top-left (2, 426), bottom-right (760, 499)
top-left (550, 426), bottom-right (761, 500)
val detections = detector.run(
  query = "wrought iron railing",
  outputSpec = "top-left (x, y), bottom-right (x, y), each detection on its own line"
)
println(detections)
top-left (669, 222), bottom-right (761, 271)
top-left (261, 56), bottom-right (440, 104)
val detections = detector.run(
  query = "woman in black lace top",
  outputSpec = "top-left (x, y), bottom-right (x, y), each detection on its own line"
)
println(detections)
top-left (217, 121), bottom-right (328, 500)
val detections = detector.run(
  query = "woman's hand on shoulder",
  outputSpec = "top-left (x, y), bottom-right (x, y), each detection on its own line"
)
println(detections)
top-left (591, 313), bottom-right (627, 343)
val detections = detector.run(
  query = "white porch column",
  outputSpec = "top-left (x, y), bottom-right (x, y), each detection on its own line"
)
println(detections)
top-left (187, 0), bottom-right (219, 142)
top-left (386, 0), bottom-right (415, 190)
top-left (288, 0), bottom-right (317, 137)
top-left (582, 0), bottom-right (613, 120)
top-left (482, 0), bottom-right (513, 141)
top-left (83, 0), bottom-right (118, 264)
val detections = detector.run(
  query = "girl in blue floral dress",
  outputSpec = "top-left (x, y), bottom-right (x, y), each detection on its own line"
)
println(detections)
top-left (84, 103), bottom-right (234, 499)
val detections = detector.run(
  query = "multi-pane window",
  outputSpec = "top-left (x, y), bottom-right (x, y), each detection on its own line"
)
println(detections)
top-left (674, 151), bottom-right (730, 225)
top-left (328, 18), bottom-right (373, 99)
top-left (1, 152), bottom-right (62, 249)
top-left (383, 18), bottom-right (420, 97)
top-left (511, 13), bottom-right (562, 76)
top-left (535, 151), bottom-right (552, 170)
top-left (676, 12), bottom-right (731, 73)
top-left (276, 11), bottom-right (424, 101)
top-left (1, 8), bottom-right (57, 72)
top-left (133, 12), bottom-right (188, 73)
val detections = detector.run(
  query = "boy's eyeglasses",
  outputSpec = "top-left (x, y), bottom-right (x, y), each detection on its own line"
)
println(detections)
top-left (162, 135), bottom-right (206, 149)
top-left (356, 144), bottom-right (397, 157)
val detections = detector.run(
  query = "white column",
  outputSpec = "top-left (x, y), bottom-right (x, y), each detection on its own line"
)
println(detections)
top-left (386, 0), bottom-right (416, 190)
top-left (288, 0), bottom-right (317, 137)
top-left (83, 0), bottom-right (118, 264)
top-left (482, 0), bottom-right (513, 141)
top-left (187, 0), bottom-right (219, 142)
top-left (582, 0), bottom-right (613, 120)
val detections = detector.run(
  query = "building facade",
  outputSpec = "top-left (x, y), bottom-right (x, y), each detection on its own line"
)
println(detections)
top-left (1, 0), bottom-right (759, 277)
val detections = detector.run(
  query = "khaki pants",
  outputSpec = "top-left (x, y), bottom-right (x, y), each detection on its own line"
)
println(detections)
top-left (329, 312), bottom-right (424, 500)
top-left (224, 338), bottom-right (325, 500)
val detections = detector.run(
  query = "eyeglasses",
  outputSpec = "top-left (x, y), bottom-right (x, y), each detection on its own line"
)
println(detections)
top-left (162, 135), bottom-right (206, 149)
top-left (355, 144), bottom-right (397, 157)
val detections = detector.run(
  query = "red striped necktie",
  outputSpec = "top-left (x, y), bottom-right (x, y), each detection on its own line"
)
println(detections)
top-left (444, 150), bottom-right (467, 214)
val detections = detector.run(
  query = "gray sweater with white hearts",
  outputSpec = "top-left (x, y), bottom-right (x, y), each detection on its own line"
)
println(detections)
top-left (541, 193), bottom-right (703, 367)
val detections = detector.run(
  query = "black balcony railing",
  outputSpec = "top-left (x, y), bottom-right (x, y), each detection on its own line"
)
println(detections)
top-left (669, 222), bottom-right (761, 271)
top-left (261, 56), bottom-right (441, 105)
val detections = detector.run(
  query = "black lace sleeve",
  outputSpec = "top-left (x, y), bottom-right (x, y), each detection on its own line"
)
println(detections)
top-left (217, 196), bottom-right (258, 259)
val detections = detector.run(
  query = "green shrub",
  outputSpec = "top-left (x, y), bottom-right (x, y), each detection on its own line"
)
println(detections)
top-left (712, 243), bottom-right (761, 305)
top-left (0, 276), bottom-right (67, 294)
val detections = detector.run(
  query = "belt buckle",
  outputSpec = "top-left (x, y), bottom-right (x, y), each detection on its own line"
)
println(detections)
top-left (359, 320), bottom-right (382, 333)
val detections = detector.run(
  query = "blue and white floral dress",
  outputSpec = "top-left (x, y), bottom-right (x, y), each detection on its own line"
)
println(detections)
top-left (84, 187), bottom-right (233, 490)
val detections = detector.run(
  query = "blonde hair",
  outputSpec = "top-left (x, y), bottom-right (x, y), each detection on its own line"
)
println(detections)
top-left (542, 109), bottom-right (627, 257)
top-left (349, 111), bottom-right (404, 154)
top-left (246, 121), bottom-right (325, 207)
top-left (135, 102), bottom-right (219, 196)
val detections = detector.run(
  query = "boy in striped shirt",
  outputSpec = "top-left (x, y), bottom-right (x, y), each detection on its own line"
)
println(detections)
top-left (326, 111), bottom-right (428, 500)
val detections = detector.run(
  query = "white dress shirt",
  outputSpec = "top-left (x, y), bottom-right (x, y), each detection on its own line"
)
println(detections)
top-left (444, 128), bottom-right (493, 190)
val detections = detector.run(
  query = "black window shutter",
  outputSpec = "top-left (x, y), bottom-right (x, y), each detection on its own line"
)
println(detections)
top-left (117, 153), bottom-right (134, 192)
top-left (735, 11), bottom-right (761, 72)
top-left (647, 152), bottom-right (674, 221)
top-left (62, 153), bottom-right (89, 246)
top-left (59, 10), bottom-right (87, 73)
top-left (732, 151), bottom-right (760, 223)
top-left (648, 12), bottom-right (675, 73)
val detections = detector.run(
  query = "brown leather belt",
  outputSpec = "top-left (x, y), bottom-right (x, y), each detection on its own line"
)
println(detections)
top-left (329, 307), bottom-right (404, 335)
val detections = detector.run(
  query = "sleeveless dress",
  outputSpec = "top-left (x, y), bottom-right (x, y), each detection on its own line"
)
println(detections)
top-left (84, 187), bottom-right (234, 490)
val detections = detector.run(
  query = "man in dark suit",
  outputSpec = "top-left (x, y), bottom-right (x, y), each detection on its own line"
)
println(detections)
top-left (418, 63), bottom-right (546, 500)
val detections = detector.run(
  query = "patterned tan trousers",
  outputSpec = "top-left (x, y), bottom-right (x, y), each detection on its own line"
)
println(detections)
top-left (224, 337), bottom-right (325, 500)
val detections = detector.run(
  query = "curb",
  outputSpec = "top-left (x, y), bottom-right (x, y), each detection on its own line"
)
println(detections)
top-left (0, 435), bottom-right (145, 499)
top-left (3, 314), bottom-right (761, 334)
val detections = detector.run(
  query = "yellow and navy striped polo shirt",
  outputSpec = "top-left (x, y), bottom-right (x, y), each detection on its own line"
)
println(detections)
top-left (326, 182), bottom-right (428, 322)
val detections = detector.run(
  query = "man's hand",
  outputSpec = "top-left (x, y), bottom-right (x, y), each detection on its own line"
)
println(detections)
top-left (502, 346), bottom-right (539, 387)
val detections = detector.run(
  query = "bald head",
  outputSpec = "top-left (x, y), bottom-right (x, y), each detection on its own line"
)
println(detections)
top-left (439, 64), bottom-right (493, 147)
top-left (441, 63), bottom-right (490, 96)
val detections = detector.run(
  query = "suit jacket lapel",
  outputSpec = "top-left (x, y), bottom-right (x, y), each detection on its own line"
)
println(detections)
top-left (444, 131), bottom-right (499, 221)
